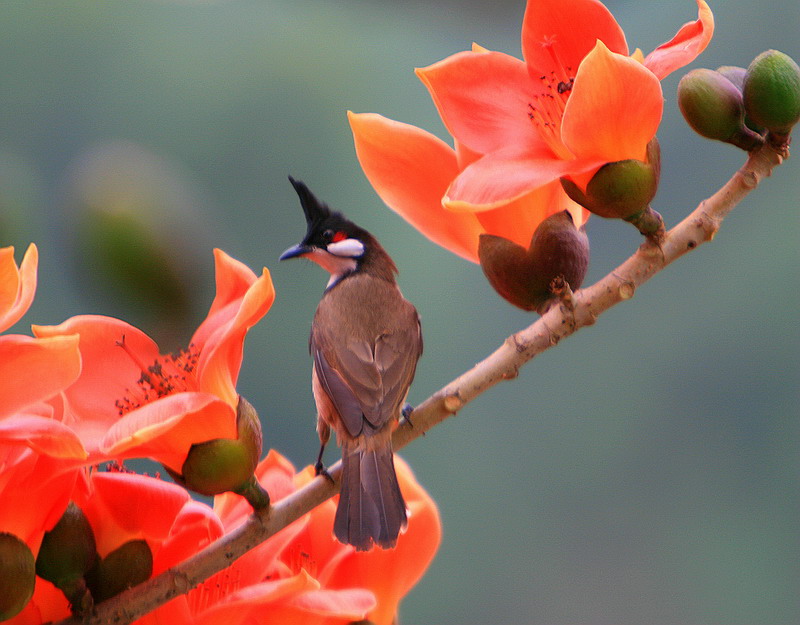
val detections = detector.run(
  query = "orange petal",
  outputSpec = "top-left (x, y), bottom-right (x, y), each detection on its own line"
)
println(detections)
top-left (0, 334), bottom-right (81, 420)
top-left (416, 50), bottom-right (543, 155)
top-left (444, 147), bottom-right (601, 212)
top-left (153, 500), bottom-right (224, 576)
top-left (0, 244), bottom-right (37, 333)
top-left (9, 576), bottom-right (71, 625)
top-left (100, 392), bottom-right (237, 472)
top-left (194, 262), bottom-right (275, 407)
top-left (474, 182), bottom-right (586, 248)
top-left (644, 0), bottom-right (714, 80)
top-left (33, 315), bottom-right (160, 443)
top-left (521, 0), bottom-right (628, 75)
top-left (454, 138), bottom-right (482, 171)
top-left (205, 573), bottom-right (374, 625)
top-left (288, 587), bottom-right (376, 619)
top-left (205, 249), bottom-right (260, 320)
top-left (78, 472), bottom-right (191, 557)
top-left (562, 41), bottom-right (663, 163)
top-left (0, 449), bottom-right (79, 550)
top-left (349, 111), bottom-right (483, 263)
top-left (0, 415), bottom-right (86, 459)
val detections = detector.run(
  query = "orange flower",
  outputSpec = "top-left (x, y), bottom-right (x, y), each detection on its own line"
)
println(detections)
top-left (208, 451), bottom-right (441, 625)
top-left (150, 569), bottom-right (376, 625)
top-left (350, 0), bottom-right (713, 261)
top-left (286, 455), bottom-right (441, 625)
top-left (0, 443), bottom-right (84, 624)
top-left (0, 244), bottom-right (83, 458)
top-left (32, 249), bottom-right (274, 473)
top-left (75, 471), bottom-right (202, 560)
top-left (142, 451), bottom-right (378, 625)
top-left (0, 446), bottom-right (80, 555)
top-left (0, 244), bottom-right (37, 332)
top-left (7, 468), bottom-right (224, 625)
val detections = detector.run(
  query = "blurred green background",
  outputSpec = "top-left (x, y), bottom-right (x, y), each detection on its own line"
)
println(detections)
top-left (2, 0), bottom-right (798, 623)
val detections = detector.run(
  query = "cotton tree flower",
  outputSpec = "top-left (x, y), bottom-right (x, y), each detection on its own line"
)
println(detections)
top-left (32, 249), bottom-right (274, 480)
top-left (350, 0), bottom-right (714, 261)
top-left (0, 245), bottom-right (82, 451)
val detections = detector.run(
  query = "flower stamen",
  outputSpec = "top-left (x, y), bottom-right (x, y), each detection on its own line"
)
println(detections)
top-left (114, 336), bottom-right (200, 416)
top-left (526, 36), bottom-right (577, 160)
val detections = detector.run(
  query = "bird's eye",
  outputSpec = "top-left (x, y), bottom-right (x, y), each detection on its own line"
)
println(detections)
top-left (322, 229), bottom-right (334, 242)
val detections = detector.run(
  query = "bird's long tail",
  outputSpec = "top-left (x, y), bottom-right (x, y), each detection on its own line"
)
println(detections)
top-left (335, 443), bottom-right (407, 551)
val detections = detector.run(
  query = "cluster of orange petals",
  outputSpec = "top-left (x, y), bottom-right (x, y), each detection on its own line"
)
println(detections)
top-left (140, 451), bottom-right (441, 625)
top-left (350, 0), bottom-right (714, 262)
top-left (5, 449), bottom-right (440, 625)
top-left (27, 248), bottom-right (275, 473)
top-left (0, 244), bottom-right (275, 561)
top-left (8, 451), bottom-right (434, 625)
top-left (0, 245), bottom-right (83, 560)
top-left (0, 243), bottom-right (440, 625)
top-left (0, 245), bottom-right (82, 458)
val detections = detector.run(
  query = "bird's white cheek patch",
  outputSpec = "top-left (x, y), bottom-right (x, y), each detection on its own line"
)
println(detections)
top-left (326, 238), bottom-right (365, 258)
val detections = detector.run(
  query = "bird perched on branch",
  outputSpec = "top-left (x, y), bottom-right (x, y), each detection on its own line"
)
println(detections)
top-left (280, 177), bottom-right (423, 550)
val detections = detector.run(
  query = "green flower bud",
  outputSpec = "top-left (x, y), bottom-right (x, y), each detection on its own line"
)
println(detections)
top-left (35, 502), bottom-right (96, 611)
top-left (85, 539), bottom-right (152, 604)
top-left (716, 65), bottom-right (765, 133)
top-left (743, 49), bottom-right (800, 147)
top-left (479, 211), bottom-right (589, 314)
top-left (169, 396), bottom-right (269, 508)
top-left (678, 68), bottom-right (764, 151)
top-left (560, 139), bottom-right (664, 238)
top-left (0, 532), bottom-right (35, 621)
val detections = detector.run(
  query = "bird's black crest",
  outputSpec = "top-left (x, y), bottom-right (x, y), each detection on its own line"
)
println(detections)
top-left (288, 176), bottom-right (332, 227)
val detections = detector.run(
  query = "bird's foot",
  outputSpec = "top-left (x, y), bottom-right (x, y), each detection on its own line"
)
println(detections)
top-left (315, 461), bottom-right (334, 483)
top-left (401, 403), bottom-right (415, 428)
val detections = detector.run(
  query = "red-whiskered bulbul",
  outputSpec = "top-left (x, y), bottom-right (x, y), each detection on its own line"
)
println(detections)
top-left (279, 177), bottom-right (423, 551)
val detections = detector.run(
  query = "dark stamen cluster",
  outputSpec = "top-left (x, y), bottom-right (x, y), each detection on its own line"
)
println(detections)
top-left (114, 340), bottom-right (200, 416)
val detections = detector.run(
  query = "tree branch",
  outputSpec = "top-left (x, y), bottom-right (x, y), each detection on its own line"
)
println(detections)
top-left (55, 143), bottom-right (784, 625)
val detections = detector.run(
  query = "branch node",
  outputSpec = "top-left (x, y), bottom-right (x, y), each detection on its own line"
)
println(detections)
top-left (506, 332), bottom-right (528, 353)
top-left (172, 571), bottom-right (191, 594)
top-left (638, 235), bottom-right (666, 262)
top-left (695, 211), bottom-right (720, 241)
top-left (739, 167), bottom-right (759, 189)
top-left (544, 321), bottom-right (560, 346)
top-left (611, 272), bottom-right (636, 300)
top-left (443, 392), bottom-right (463, 414)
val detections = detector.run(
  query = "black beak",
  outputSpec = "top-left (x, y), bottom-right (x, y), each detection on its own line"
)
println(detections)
top-left (279, 243), bottom-right (312, 261)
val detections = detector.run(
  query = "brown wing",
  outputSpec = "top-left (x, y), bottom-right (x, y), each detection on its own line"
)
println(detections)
top-left (310, 282), bottom-right (422, 438)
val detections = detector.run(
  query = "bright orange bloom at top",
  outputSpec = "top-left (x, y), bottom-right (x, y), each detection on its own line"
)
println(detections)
top-left (350, 0), bottom-right (713, 262)
top-left (32, 249), bottom-right (275, 472)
